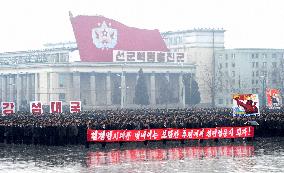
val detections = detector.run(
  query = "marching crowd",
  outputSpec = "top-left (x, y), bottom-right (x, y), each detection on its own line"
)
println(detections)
top-left (0, 108), bottom-right (283, 146)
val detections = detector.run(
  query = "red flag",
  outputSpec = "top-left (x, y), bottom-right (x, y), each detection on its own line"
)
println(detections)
top-left (70, 15), bottom-right (168, 62)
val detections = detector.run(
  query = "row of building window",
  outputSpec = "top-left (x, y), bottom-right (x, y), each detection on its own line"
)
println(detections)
top-left (166, 36), bottom-right (183, 45)
top-left (252, 71), bottom-right (268, 77)
top-left (218, 62), bottom-right (235, 69)
top-left (251, 88), bottom-right (261, 93)
top-left (225, 54), bottom-right (235, 60)
top-left (252, 62), bottom-right (277, 68)
top-left (251, 53), bottom-right (284, 59)
top-left (251, 79), bottom-right (260, 85)
top-left (219, 53), bottom-right (284, 61)
top-left (218, 70), bottom-right (277, 80)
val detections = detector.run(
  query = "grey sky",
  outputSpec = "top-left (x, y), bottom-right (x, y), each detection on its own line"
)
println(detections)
top-left (0, 0), bottom-right (283, 52)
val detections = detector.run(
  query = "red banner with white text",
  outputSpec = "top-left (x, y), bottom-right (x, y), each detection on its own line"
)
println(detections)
top-left (87, 126), bottom-right (254, 142)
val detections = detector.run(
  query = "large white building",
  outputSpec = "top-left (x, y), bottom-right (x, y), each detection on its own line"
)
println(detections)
top-left (0, 45), bottom-right (195, 111)
top-left (0, 14), bottom-right (200, 112)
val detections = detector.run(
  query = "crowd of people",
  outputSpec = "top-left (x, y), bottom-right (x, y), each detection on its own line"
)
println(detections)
top-left (0, 108), bottom-right (283, 146)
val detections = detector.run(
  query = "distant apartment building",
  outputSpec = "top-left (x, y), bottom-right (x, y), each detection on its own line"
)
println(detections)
top-left (215, 49), bottom-right (284, 107)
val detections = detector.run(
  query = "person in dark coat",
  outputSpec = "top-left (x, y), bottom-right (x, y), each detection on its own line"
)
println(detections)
top-left (33, 124), bottom-right (41, 145)
top-left (58, 125), bottom-right (67, 146)
top-left (0, 124), bottom-right (4, 143)
top-left (23, 125), bottom-right (33, 145)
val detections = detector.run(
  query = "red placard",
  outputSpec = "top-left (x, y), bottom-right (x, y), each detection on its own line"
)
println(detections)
top-left (50, 101), bottom-right (62, 113)
top-left (30, 101), bottom-right (43, 114)
top-left (70, 101), bottom-right (81, 113)
top-left (1, 102), bottom-right (15, 115)
top-left (87, 126), bottom-right (254, 142)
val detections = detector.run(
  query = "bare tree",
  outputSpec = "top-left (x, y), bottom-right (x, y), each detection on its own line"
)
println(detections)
top-left (201, 63), bottom-right (235, 107)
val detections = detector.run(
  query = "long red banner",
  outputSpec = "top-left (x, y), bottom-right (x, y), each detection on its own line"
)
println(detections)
top-left (87, 126), bottom-right (254, 142)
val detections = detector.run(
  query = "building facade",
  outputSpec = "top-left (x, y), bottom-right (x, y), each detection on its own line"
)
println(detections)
top-left (214, 49), bottom-right (284, 107)
top-left (0, 46), bottom-right (195, 111)
top-left (0, 14), bottom-right (200, 112)
top-left (162, 28), bottom-right (225, 106)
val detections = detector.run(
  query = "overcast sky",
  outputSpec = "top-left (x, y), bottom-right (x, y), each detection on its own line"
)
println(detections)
top-left (0, 0), bottom-right (284, 52)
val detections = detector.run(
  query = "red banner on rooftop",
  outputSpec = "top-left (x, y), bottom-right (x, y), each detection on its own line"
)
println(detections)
top-left (87, 126), bottom-right (254, 142)
top-left (70, 14), bottom-right (168, 62)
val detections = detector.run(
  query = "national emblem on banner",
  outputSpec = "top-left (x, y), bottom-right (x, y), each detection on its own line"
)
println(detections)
top-left (50, 101), bottom-right (62, 113)
top-left (30, 101), bottom-right (43, 114)
top-left (92, 21), bottom-right (118, 50)
top-left (232, 94), bottom-right (260, 116)
top-left (266, 88), bottom-right (281, 109)
top-left (1, 102), bottom-right (15, 115)
top-left (70, 101), bottom-right (81, 113)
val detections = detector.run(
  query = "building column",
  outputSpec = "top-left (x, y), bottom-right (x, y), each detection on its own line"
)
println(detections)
top-left (34, 73), bottom-right (39, 101)
top-left (90, 72), bottom-right (96, 106)
top-left (73, 72), bottom-right (81, 100)
top-left (165, 71), bottom-right (170, 82)
top-left (49, 72), bottom-right (58, 101)
top-left (189, 74), bottom-right (192, 105)
top-left (16, 74), bottom-right (22, 111)
top-left (9, 74), bottom-right (15, 102)
top-left (0, 74), bottom-right (3, 102)
top-left (106, 71), bottom-right (111, 105)
top-left (165, 72), bottom-right (170, 106)
top-left (179, 73), bottom-right (185, 108)
top-left (26, 73), bottom-right (30, 103)
top-left (150, 72), bottom-right (156, 105)
top-left (121, 71), bottom-right (126, 108)
top-left (2, 75), bottom-right (7, 102)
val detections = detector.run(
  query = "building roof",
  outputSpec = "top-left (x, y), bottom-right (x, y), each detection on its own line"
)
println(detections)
top-left (161, 28), bottom-right (226, 36)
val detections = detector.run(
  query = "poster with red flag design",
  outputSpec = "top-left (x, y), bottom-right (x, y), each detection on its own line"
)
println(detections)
top-left (266, 88), bottom-right (281, 109)
top-left (233, 94), bottom-right (260, 116)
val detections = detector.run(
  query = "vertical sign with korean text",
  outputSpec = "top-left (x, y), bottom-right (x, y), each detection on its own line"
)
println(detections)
top-left (30, 101), bottom-right (43, 114)
top-left (70, 101), bottom-right (81, 113)
top-left (1, 102), bottom-right (15, 115)
top-left (50, 101), bottom-right (62, 113)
